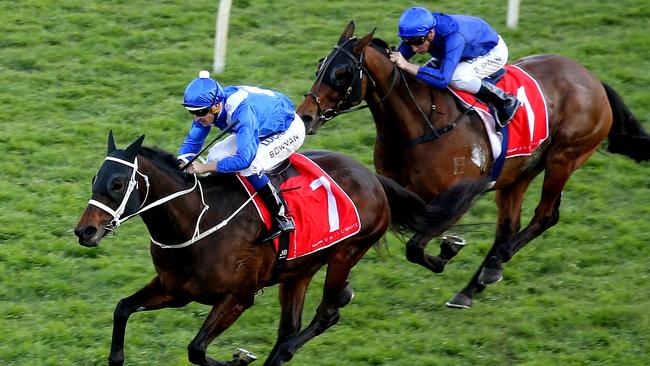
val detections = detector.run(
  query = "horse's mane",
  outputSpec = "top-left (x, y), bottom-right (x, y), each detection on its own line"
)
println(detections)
top-left (370, 38), bottom-right (390, 52)
top-left (139, 146), bottom-right (186, 176)
top-left (367, 37), bottom-right (422, 85)
top-left (138, 146), bottom-right (230, 186)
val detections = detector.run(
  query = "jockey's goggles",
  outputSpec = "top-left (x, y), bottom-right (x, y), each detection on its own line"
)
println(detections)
top-left (188, 107), bottom-right (211, 117)
top-left (402, 36), bottom-right (427, 46)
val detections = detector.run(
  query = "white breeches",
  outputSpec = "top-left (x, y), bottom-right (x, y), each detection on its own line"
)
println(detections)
top-left (449, 36), bottom-right (509, 93)
top-left (207, 113), bottom-right (306, 176)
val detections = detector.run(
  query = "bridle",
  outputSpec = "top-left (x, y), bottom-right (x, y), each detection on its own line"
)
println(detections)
top-left (88, 155), bottom-right (261, 249)
top-left (305, 37), bottom-right (470, 147)
top-left (88, 156), bottom-right (202, 232)
top-left (304, 37), bottom-right (398, 122)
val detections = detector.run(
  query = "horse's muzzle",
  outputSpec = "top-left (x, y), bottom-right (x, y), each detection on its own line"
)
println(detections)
top-left (300, 114), bottom-right (323, 135)
top-left (74, 225), bottom-right (103, 247)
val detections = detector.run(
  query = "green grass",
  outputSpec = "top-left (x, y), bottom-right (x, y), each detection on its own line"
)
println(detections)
top-left (1, 0), bottom-right (649, 365)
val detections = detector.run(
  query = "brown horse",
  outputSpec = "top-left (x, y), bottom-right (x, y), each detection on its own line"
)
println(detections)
top-left (73, 132), bottom-right (486, 365)
top-left (296, 22), bottom-right (650, 308)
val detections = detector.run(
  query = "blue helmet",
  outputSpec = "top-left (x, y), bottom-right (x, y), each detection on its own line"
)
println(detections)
top-left (182, 70), bottom-right (225, 110)
top-left (398, 7), bottom-right (436, 37)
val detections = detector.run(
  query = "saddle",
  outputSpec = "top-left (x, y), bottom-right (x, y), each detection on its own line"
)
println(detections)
top-left (267, 158), bottom-right (295, 185)
top-left (451, 68), bottom-right (508, 113)
top-left (241, 154), bottom-right (361, 285)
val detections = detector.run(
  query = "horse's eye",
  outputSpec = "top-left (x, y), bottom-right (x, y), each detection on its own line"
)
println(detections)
top-left (330, 67), bottom-right (349, 87)
top-left (109, 176), bottom-right (125, 194)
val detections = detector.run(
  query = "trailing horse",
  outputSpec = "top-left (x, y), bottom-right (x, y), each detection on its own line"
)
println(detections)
top-left (296, 21), bottom-right (650, 308)
top-left (74, 131), bottom-right (486, 365)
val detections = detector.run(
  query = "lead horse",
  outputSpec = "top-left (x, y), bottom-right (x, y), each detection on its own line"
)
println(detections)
top-left (74, 132), bottom-right (486, 365)
top-left (296, 22), bottom-right (650, 308)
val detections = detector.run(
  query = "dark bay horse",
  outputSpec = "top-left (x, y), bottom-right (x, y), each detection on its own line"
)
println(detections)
top-left (74, 132), bottom-right (486, 365)
top-left (296, 22), bottom-right (650, 308)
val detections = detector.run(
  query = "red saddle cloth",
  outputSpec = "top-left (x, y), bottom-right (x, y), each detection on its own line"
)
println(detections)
top-left (450, 64), bottom-right (549, 158)
top-left (238, 154), bottom-right (361, 260)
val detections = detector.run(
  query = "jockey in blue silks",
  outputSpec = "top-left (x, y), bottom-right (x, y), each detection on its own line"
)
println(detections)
top-left (389, 7), bottom-right (521, 127)
top-left (178, 70), bottom-right (306, 241)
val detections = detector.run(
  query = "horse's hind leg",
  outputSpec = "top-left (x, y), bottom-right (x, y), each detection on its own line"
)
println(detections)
top-left (109, 276), bottom-right (188, 366)
top-left (187, 294), bottom-right (253, 366)
top-left (447, 180), bottom-right (530, 308)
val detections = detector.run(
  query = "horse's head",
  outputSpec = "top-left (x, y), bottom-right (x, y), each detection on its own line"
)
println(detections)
top-left (74, 131), bottom-right (145, 247)
top-left (297, 21), bottom-right (377, 134)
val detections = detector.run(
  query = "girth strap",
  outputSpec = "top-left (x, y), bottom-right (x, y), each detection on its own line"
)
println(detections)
top-left (267, 233), bottom-right (290, 286)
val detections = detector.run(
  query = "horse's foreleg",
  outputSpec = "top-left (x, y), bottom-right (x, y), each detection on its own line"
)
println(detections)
top-left (110, 276), bottom-right (186, 366)
top-left (447, 181), bottom-right (528, 308)
top-left (266, 246), bottom-right (366, 366)
top-left (482, 190), bottom-right (562, 282)
top-left (265, 271), bottom-right (319, 365)
top-left (187, 294), bottom-right (252, 366)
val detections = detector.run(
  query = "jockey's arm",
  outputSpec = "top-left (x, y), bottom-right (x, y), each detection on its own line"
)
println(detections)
top-left (416, 32), bottom-right (464, 88)
top-left (178, 120), bottom-right (211, 159)
top-left (215, 105), bottom-right (258, 173)
top-left (397, 42), bottom-right (415, 59)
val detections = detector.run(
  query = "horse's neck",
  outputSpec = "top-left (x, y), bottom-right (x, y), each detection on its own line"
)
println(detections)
top-left (136, 158), bottom-right (262, 254)
top-left (136, 158), bottom-right (208, 245)
top-left (365, 54), bottom-right (457, 145)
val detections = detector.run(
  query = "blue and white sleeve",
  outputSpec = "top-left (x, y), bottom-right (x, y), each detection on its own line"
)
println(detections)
top-left (177, 121), bottom-right (211, 162)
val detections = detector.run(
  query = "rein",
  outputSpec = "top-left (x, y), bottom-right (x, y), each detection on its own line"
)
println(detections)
top-left (308, 38), bottom-right (463, 146)
top-left (151, 191), bottom-right (258, 249)
top-left (403, 102), bottom-right (475, 147)
top-left (388, 53), bottom-right (466, 147)
top-left (89, 155), bottom-right (255, 249)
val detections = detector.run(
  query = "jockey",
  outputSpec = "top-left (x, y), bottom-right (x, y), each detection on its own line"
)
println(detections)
top-left (178, 70), bottom-right (306, 242)
top-left (390, 7), bottom-right (521, 127)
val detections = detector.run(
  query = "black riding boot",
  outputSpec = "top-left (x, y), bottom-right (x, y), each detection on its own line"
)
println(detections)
top-left (259, 181), bottom-right (295, 242)
top-left (476, 80), bottom-right (521, 127)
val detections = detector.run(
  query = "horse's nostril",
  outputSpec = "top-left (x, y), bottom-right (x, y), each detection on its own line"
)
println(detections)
top-left (301, 114), bottom-right (313, 124)
top-left (74, 226), bottom-right (97, 239)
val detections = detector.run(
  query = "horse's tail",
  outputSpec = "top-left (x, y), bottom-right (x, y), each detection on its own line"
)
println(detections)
top-left (603, 82), bottom-right (650, 162)
top-left (376, 174), bottom-right (490, 237)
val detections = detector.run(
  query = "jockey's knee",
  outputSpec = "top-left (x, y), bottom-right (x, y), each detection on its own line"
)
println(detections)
top-left (449, 77), bottom-right (481, 93)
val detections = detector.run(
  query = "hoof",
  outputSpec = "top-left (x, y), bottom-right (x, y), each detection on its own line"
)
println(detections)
top-left (446, 292), bottom-right (472, 309)
top-left (108, 355), bottom-right (124, 366)
top-left (232, 348), bottom-right (257, 365)
top-left (337, 282), bottom-right (355, 308)
top-left (478, 256), bottom-right (503, 285)
top-left (439, 235), bottom-right (467, 262)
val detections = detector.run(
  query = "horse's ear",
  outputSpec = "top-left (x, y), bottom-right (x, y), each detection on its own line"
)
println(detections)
top-left (353, 29), bottom-right (375, 54)
top-left (125, 134), bottom-right (145, 157)
top-left (338, 21), bottom-right (355, 44)
top-left (107, 130), bottom-right (117, 154)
